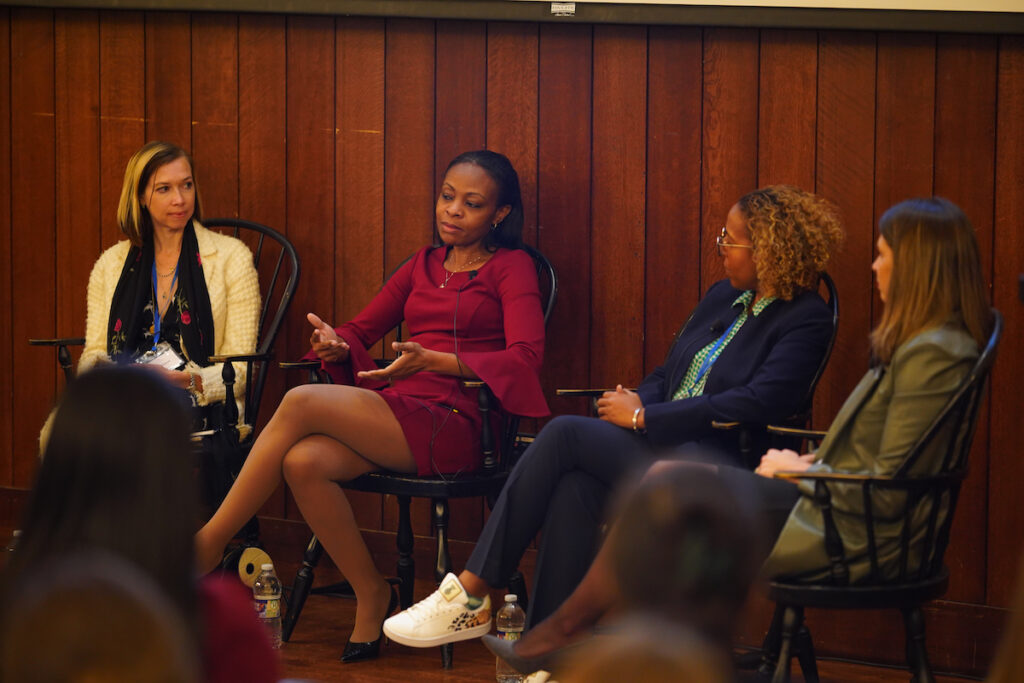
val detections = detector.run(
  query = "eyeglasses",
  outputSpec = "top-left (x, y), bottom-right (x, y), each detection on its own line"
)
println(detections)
top-left (716, 227), bottom-right (754, 256)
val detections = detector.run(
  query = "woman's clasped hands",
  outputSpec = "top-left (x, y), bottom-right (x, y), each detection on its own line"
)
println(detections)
top-left (597, 384), bottom-right (643, 429)
top-left (755, 448), bottom-right (816, 479)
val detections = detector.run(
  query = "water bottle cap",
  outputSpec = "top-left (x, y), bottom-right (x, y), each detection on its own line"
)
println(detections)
top-left (504, 594), bottom-right (517, 602)
top-left (261, 563), bottom-right (274, 570)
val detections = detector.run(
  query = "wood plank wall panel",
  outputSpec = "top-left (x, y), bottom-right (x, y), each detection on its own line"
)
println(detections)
top-left (536, 23), bottom-right (592, 418)
top-left (933, 33), bottom-right (998, 605)
top-left (590, 25), bottom-right (646, 387)
top-left (335, 17), bottom-right (387, 532)
top-left (54, 10), bottom-right (100, 371)
top-left (2, 12), bottom-right (1024, 672)
top-left (989, 35), bottom-right (1024, 608)
top-left (644, 26), bottom-right (702, 374)
top-left (812, 31), bottom-right (875, 429)
top-left (701, 28), bottom-right (758, 292)
top-left (434, 21), bottom-right (486, 186)
top-left (282, 15), bottom-right (336, 522)
top-left (191, 13), bottom-right (239, 220)
top-left (0, 8), bottom-right (11, 487)
top-left (238, 13), bottom-right (287, 518)
top-left (144, 12), bottom-right (191, 146)
top-left (757, 29), bottom-right (817, 190)
top-left (10, 8), bottom-right (56, 485)
top-left (874, 33), bottom-right (936, 228)
top-left (486, 22), bottom-right (539, 249)
top-left (98, 11), bottom-right (145, 249)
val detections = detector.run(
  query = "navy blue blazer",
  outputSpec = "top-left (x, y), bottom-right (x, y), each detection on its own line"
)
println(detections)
top-left (637, 279), bottom-right (833, 462)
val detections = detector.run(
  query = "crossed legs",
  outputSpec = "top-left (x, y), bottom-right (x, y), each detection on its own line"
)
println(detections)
top-left (195, 383), bottom-right (416, 643)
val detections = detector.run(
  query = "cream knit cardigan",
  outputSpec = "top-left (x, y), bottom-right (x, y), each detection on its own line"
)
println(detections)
top-left (80, 222), bottom-right (261, 417)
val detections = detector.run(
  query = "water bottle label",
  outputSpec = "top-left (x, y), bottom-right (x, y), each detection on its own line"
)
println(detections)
top-left (496, 629), bottom-right (521, 642)
top-left (254, 597), bottom-right (281, 619)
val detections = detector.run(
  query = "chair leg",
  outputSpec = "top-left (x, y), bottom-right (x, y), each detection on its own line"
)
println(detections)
top-left (282, 534), bottom-right (323, 642)
top-left (794, 624), bottom-right (819, 683)
top-left (771, 605), bottom-right (804, 683)
top-left (902, 607), bottom-right (935, 683)
top-left (395, 495), bottom-right (415, 610)
top-left (432, 498), bottom-right (454, 669)
top-left (755, 604), bottom-right (785, 676)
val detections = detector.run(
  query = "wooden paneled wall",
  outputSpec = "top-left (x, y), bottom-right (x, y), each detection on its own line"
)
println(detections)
top-left (0, 6), bottom-right (1022, 675)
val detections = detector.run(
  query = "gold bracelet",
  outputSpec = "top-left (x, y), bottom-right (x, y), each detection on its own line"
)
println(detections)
top-left (632, 407), bottom-right (643, 433)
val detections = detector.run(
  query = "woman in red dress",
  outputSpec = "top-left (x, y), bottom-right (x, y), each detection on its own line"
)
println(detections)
top-left (195, 150), bottom-right (548, 661)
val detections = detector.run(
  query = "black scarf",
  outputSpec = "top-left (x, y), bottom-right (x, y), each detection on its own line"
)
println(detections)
top-left (106, 220), bottom-right (215, 365)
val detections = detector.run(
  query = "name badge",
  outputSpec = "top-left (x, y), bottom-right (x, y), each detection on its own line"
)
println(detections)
top-left (135, 341), bottom-right (185, 371)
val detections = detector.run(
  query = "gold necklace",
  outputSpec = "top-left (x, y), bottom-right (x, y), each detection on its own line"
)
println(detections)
top-left (440, 252), bottom-right (488, 289)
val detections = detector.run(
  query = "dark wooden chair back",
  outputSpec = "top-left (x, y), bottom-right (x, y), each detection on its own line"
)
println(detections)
top-left (202, 218), bottom-right (301, 432)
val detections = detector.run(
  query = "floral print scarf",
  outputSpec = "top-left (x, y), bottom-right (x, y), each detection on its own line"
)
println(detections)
top-left (106, 220), bottom-right (215, 366)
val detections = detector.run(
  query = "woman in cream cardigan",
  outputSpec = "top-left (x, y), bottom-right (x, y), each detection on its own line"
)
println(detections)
top-left (79, 141), bottom-right (259, 429)
top-left (483, 196), bottom-right (993, 674)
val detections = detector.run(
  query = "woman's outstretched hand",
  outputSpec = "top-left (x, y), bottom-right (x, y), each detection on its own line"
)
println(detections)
top-left (755, 449), bottom-right (816, 479)
top-left (357, 341), bottom-right (432, 382)
top-left (307, 312), bottom-right (350, 363)
top-left (597, 384), bottom-right (643, 429)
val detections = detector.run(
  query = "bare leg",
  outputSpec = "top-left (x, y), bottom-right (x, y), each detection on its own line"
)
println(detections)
top-left (195, 383), bottom-right (416, 573)
top-left (283, 434), bottom-right (405, 642)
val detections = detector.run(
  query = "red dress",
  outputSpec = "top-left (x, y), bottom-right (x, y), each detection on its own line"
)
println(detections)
top-left (312, 246), bottom-right (549, 475)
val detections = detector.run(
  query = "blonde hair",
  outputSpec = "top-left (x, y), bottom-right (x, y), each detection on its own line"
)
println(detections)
top-left (869, 197), bottom-right (991, 364)
top-left (116, 141), bottom-right (202, 246)
top-left (737, 185), bottom-right (844, 301)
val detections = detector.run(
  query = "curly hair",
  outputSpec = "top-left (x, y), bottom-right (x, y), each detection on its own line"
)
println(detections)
top-left (737, 185), bottom-right (844, 301)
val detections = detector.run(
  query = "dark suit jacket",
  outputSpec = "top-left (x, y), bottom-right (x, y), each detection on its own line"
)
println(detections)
top-left (636, 279), bottom-right (833, 463)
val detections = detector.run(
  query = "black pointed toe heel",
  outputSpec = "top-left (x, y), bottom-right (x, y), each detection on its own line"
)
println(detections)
top-left (340, 585), bottom-right (399, 663)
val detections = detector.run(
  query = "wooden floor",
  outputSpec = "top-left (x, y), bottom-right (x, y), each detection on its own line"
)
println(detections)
top-left (278, 583), bottom-right (976, 683)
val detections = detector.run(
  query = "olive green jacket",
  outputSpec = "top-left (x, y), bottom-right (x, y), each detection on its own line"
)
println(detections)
top-left (761, 324), bottom-right (979, 584)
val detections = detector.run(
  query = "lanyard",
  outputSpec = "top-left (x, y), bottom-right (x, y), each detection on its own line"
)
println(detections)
top-left (692, 313), bottom-right (744, 387)
top-left (151, 260), bottom-right (179, 349)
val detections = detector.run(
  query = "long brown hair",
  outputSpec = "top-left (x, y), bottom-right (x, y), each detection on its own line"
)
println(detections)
top-left (869, 197), bottom-right (991, 363)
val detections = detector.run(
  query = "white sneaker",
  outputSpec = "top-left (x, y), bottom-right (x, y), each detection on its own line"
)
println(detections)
top-left (383, 573), bottom-right (492, 647)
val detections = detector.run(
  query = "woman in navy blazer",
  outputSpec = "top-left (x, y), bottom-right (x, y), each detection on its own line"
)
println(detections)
top-left (384, 185), bottom-right (845, 646)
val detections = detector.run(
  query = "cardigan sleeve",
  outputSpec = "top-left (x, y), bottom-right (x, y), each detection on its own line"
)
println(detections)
top-left (457, 249), bottom-right (549, 417)
top-left (189, 237), bottom-right (261, 406)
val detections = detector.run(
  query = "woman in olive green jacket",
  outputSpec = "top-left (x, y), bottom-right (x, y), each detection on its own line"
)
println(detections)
top-left (482, 196), bottom-right (994, 674)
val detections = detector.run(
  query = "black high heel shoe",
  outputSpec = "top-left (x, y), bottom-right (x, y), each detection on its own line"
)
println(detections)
top-left (340, 584), bottom-right (399, 663)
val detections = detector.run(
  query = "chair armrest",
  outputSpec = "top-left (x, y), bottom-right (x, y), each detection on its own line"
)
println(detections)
top-left (279, 360), bottom-right (321, 371)
top-left (556, 388), bottom-right (635, 397)
top-left (28, 337), bottom-right (86, 347)
top-left (209, 351), bottom-right (274, 364)
top-left (773, 470), bottom-right (878, 483)
top-left (767, 425), bottom-right (828, 440)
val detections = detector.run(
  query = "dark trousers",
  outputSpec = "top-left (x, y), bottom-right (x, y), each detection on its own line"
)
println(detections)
top-left (465, 415), bottom-right (653, 625)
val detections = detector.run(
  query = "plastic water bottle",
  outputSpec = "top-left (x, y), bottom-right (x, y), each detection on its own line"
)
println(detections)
top-left (3, 530), bottom-right (20, 566)
top-left (495, 593), bottom-right (526, 683)
top-left (252, 563), bottom-right (283, 649)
